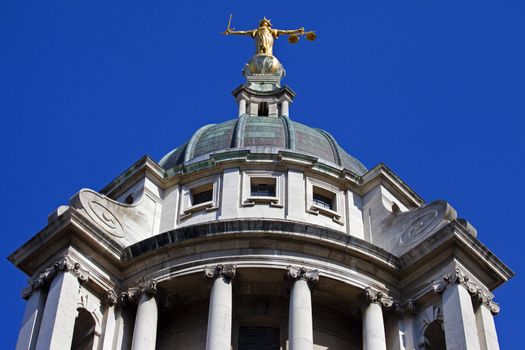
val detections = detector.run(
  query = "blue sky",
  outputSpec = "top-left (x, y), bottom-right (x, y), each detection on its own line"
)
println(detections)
top-left (1, 0), bottom-right (523, 347)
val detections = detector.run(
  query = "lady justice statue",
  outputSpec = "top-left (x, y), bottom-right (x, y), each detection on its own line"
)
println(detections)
top-left (223, 16), bottom-right (316, 56)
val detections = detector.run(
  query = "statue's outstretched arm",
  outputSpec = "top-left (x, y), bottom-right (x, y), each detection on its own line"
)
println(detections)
top-left (275, 27), bottom-right (305, 35)
top-left (225, 29), bottom-right (254, 36)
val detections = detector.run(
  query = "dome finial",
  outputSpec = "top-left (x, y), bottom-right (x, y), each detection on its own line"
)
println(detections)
top-left (222, 15), bottom-right (316, 57)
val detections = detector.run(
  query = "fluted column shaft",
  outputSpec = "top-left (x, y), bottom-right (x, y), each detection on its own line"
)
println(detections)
top-left (205, 264), bottom-right (236, 350)
top-left (287, 266), bottom-right (319, 350)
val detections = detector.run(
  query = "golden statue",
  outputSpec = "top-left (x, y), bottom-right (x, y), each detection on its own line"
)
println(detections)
top-left (223, 16), bottom-right (316, 56)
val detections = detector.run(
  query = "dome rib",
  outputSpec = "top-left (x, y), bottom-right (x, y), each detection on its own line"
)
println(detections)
top-left (184, 124), bottom-right (215, 162)
top-left (234, 114), bottom-right (249, 148)
top-left (316, 128), bottom-right (342, 166)
top-left (280, 116), bottom-right (296, 150)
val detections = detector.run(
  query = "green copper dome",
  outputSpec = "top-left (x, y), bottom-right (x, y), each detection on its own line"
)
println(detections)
top-left (159, 115), bottom-right (367, 176)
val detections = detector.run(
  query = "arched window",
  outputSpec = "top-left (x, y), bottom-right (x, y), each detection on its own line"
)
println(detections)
top-left (423, 320), bottom-right (446, 350)
top-left (71, 308), bottom-right (96, 350)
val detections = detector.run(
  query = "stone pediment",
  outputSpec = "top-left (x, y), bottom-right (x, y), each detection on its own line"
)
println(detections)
top-left (374, 200), bottom-right (458, 256)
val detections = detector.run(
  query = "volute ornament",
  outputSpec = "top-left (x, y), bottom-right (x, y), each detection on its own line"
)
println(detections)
top-left (21, 255), bottom-right (89, 300)
top-left (363, 287), bottom-right (394, 309)
top-left (122, 279), bottom-right (158, 303)
top-left (204, 264), bottom-right (237, 282)
top-left (286, 266), bottom-right (319, 285)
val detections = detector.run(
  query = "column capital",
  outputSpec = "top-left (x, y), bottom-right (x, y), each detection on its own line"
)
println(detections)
top-left (22, 255), bottom-right (89, 300)
top-left (106, 289), bottom-right (119, 306)
top-left (476, 290), bottom-right (500, 315)
top-left (204, 264), bottom-right (237, 282)
top-left (122, 279), bottom-right (158, 303)
top-left (393, 299), bottom-right (417, 315)
top-left (432, 267), bottom-right (500, 314)
top-left (363, 287), bottom-right (393, 308)
top-left (287, 265), bottom-right (319, 285)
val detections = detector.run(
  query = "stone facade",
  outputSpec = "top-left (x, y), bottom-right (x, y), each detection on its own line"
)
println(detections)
top-left (9, 41), bottom-right (513, 350)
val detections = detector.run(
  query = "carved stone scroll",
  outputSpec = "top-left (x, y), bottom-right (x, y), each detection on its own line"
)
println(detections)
top-left (204, 264), bottom-right (237, 282)
top-left (21, 255), bottom-right (89, 300)
top-left (363, 287), bottom-right (394, 309)
top-left (121, 279), bottom-right (158, 303)
top-left (286, 266), bottom-right (319, 286)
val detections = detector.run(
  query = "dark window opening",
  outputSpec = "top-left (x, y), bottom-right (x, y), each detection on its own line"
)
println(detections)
top-left (71, 308), bottom-right (96, 350)
top-left (258, 102), bottom-right (269, 116)
top-left (250, 178), bottom-right (276, 197)
top-left (191, 184), bottom-right (213, 205)
top-left (239, 327), bottom-right (280, 350)
top-left (313, 186), bottom-right (335, 210)
top-left (423, 320), bottom-right (446, 350)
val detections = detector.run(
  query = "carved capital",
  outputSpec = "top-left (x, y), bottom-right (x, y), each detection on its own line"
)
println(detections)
top-left (363, 287), bottom-right (393, 308)
top-left (287, 266), bottom-right (319, 285)
top-left (476, 290), bottom-right (500, 315)
top-left (394, 299), bottom-right (416, 314)
top-left (433, 267), bottom-right (477, 295)
top-left (21, 255), bottom-right (89, 300)
top-left (121, 279), bottom-right (158, 303)
top-left (204, 264), bottom-right (237, 282)
top-left (106, 290), bottom-right (119, 306)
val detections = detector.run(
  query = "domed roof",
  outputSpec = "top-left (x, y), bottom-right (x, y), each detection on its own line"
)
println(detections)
top-left (159, 115), bottom-right (367, 176)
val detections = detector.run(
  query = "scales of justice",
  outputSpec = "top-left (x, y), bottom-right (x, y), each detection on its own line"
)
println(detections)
top-left (222, 15), bottom-right (316, 91)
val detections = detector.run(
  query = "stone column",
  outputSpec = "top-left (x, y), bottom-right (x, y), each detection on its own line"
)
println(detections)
top-left (287, 266), bottom-right (319, 350)
top-left (238, 99), bottom-right (247, 116)
top-left (475, 291), bottom-right (500, 350)
top-left (128, 280), bottom-right (158, 350)
top-left (361, 287), bottom-right (392, 350)
top-left (281, 100), bottom-right (289, 117)
top-left (204, 264), bottom-right (236, 350)
top-left (100, 290), bottom-right (119, 350)
top-left (16, 287), bottom-right (47, 350)
top-left (434, 268), bottom-right (481, 350)
top-left (35, 257), bottom-right (89, 350)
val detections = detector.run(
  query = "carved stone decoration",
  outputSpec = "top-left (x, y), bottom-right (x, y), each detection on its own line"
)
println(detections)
top-left (394, 299), bottom-right (416, 314)
top-left (204, 264), bottom-right (237, 282)
top-left (287, 266), bottom-right (320, 286)
top-left (21, 255), bottom-right (89, 300)
top-left (106, 290), bottom-right (119, 306)
top-left (363, 287), bottom-right (394, 309)
top-left (76, 189), bottom-right (125, 238)
top-left (376, 200), bottom-right (457, 256)
top-left (397, 200), bottom-right (456, 248)
top-left (121, 279), bottom-right (158, 303)
top-left (432, 267), bottom-right (501, 315)
top-left (476, 290), bottom-right (500, 315)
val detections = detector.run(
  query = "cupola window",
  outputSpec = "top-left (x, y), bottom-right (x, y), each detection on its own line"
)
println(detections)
top-left (180, 175), bottom-right (221, 220)
top-left (312, 187), bottom-right (335, 210)
top-left (242, 171), bottom-right (284, 208)
top-left (250, 178), bottom-right (276, 197)
top-left (306, 177), bottom-right (344, 225)
top-left (191, 183), bottom-right (213, 205)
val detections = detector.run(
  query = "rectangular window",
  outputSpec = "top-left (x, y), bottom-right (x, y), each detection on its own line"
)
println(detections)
top-left (312, 186), bottom-right (335, 211)
top-left (239, 327), bottom-right (280, 350)
top-left (250, 178), bottom-right (276, 197)
top-left (191, 183), bottom-right (213, 205)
